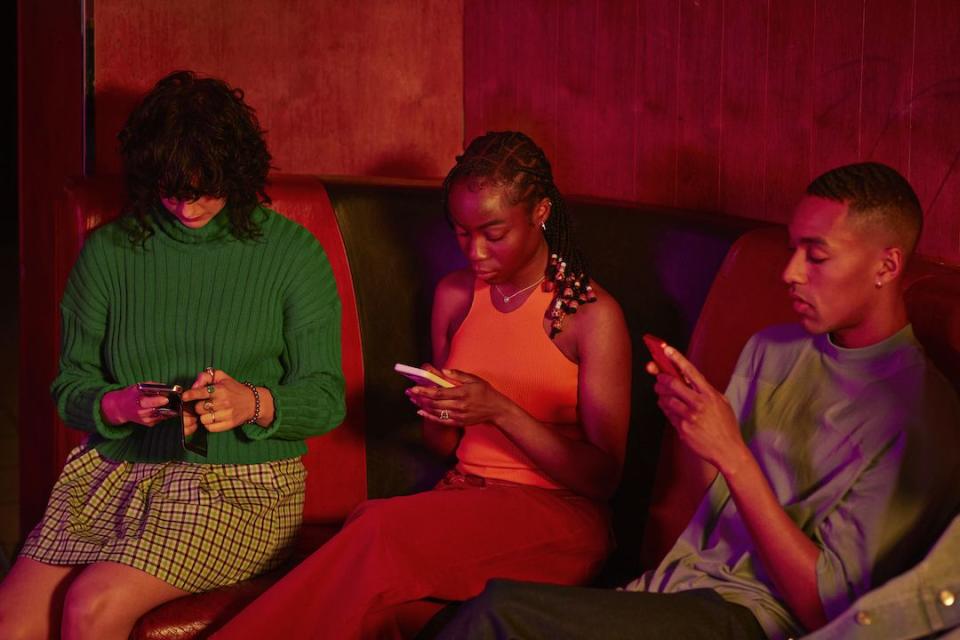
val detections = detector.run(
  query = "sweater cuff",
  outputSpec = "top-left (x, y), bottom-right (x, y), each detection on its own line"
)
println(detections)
top-left (241, 385), bottom-right (280, 441)
top-left (241, 420), bottom-right (280, 441)
top-left (93, 384), bottom-right (135, 440)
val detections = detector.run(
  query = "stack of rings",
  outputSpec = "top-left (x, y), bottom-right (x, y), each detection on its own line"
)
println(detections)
top-left (205, 370), bottom-right (216, 419)
top-left (439, 409), bottom-right (450, 421)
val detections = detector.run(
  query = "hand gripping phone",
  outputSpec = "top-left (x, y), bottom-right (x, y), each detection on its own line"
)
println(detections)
top-left (393, 363), bottom-right (455, 388)
top-left (136, 382), bottom-right (208, 456)
top-left (136, 383), bottom-right (183, 418)
top-left (641, 334), bottom-right (688, 383)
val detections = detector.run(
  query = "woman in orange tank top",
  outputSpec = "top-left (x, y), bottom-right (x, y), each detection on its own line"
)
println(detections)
top-left (214, 131), bottom-right (631, 640)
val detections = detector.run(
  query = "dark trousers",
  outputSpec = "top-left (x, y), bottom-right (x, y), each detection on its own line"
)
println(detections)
top-left (433, 579), bottom-right (767, 640)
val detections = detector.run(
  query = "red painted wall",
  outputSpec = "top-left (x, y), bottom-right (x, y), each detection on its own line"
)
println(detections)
top-left (94, 0), bottom-right (464, 178)
top-left (464, 0), bottom-right (960, 263)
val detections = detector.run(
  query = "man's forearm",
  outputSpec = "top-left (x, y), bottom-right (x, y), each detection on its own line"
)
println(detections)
top-left (721, 445), bottom-right (828, 632)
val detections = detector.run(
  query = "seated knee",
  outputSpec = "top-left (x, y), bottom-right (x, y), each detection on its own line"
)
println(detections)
top-left (62, 575), bottom-right (123, 637)
top-left (0, 606), bottom-right (46, 640)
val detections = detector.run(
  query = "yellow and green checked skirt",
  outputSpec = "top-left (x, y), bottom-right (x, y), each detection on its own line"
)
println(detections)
top-left (20, 446), bottom-right (305, 592)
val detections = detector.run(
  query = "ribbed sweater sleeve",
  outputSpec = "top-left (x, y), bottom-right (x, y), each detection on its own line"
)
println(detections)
top-left (52, 234), bottom-right (130, 439)
top-left (245, 229), bottom-right (345, 441)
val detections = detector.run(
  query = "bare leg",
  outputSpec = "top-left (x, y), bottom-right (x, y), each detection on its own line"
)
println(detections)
top-left (0, 557), bottom-right (83, 640)
top-left (61, 562), bottom-right (187, 640)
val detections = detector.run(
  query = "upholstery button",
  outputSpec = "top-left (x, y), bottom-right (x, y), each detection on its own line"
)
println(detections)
top-left (855, 611), bottom-right (872, 625)
top-left (940, 590), bottom-right (956, 607)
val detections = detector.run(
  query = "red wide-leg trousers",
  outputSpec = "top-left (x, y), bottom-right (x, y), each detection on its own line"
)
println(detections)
top-left (214, 474), bottom-right (612, 640)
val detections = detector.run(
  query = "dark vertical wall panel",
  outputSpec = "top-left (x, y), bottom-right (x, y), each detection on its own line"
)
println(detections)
top-left (464, 0), bottom-right (960, 262)
top-left (860, 0), bottom-right (914, 171)
top-left (512, 1), bottom-right (561, 164)
top-left (810, 0), bottom-right (864, 174)
top-left (635, 0), bottom-right (680, 206)
top-left (718, 0), bottom-right (769, 220)
top-left (18, 0), bottom-right (84, 533)
top-left (675, 0), bottom-right (723, 211)
top-left (463, 0), bottom-right (520, 141)
top-left (556, 2), bottom-right (601, 197)
top-left (910, 0), bottom-right (960, 262)
top-left (590, 2), bottom-right (640, 201)
top-left (763, 0), bottom-right (816, 223)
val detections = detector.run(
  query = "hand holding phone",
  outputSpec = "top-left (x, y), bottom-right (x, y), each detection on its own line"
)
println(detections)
top-left (642, 334), bottom-right (690, 386)
top-left (394, 363), bottom-right (455, 388)
top-left (136, 382), bottom-right (207, 456)
top-left (137, 382), bottom-right (183, 417)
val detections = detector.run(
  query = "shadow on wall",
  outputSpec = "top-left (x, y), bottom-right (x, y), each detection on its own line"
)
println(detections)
top-left (91, 84), bottom-right (143, 173)
top-left (367, 153), bottom-right (443, 180)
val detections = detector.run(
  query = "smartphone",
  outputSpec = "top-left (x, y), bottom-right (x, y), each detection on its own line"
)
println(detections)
top-left (136, 382), bottom-right (207, 456)
top-left (137, 382), bottom-right (184, 396)
top-left (394, 363), bottom-right (455, 388)
top-left (642, 334), bottom-right (688, 382)
top-left (136, 383), bottom-right (183, 417)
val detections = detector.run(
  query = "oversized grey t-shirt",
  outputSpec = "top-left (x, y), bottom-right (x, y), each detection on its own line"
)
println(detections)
top-left (624, 324), bottom-right (960, 639)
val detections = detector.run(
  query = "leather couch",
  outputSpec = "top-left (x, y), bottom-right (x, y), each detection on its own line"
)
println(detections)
top-left (48, 175), bottom-right (959, 638)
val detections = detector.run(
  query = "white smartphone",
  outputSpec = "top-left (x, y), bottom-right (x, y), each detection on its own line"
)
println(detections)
top-left (394, 363), bottom-right (455, 388)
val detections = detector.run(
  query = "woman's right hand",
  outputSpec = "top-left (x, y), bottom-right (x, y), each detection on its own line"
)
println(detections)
top-left (100, 384), bottom-right (172, 427)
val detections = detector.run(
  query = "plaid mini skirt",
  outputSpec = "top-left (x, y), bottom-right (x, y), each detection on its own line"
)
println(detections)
top-left (20, 445), bottom-right (306, 593)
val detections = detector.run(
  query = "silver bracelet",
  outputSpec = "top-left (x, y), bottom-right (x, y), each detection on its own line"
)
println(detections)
top-left (242, 381), bottom-right (261, 424)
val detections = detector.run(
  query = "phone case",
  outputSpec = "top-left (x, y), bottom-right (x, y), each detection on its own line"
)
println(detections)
top-left (642, 334), bottom-right (685, 379)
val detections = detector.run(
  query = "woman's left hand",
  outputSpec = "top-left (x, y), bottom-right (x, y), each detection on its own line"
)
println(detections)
top-left (406, 368), bottom-right (512, 427)
top-left (181, 368), bottom-right (257, 432)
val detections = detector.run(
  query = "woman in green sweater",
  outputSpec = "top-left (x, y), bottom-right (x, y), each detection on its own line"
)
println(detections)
top-left (0, 71), bottom-right (345, 639)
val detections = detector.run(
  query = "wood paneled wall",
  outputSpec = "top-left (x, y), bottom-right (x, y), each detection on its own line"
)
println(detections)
top-left (464, 0), bottom-right (960, 263)
top-left (94, 0), bottom-right (463, 178)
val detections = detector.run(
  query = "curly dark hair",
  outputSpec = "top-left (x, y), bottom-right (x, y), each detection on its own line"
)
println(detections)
top-left (441, 131), bottom-right (596, 337)
top-left (807, 162), bottom-right (923, 257)
top-left (117, 70), bottom-right (273, 244)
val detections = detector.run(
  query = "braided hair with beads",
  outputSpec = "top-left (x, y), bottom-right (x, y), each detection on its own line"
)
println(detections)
top-left (441, 131), bottom-right (597, 337)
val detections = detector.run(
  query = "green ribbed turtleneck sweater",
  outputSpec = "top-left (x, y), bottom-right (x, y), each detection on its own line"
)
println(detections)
top-left (51, 205), bottom-right (345, 464)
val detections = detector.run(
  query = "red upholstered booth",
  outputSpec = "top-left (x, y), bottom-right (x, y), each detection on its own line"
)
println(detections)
top-left (29, 175), bottom-right (960, 637)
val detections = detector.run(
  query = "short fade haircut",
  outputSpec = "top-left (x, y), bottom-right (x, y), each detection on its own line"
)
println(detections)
top-left (806, 162), bottom-right (923, 257)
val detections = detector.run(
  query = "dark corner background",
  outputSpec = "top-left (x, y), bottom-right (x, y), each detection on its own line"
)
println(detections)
top-left (3, 0), bottom-right (20, 574)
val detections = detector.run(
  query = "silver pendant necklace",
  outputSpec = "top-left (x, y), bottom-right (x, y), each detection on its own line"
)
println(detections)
top-left (495, 276), bottom-right (545, 304)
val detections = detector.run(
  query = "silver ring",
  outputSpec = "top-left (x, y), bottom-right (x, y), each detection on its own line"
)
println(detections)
top-left (203, 400), bottom-right (214, 412)
top-left (205, 367), bottom-right (215, 383)
top-left (439, 409), bottom-right (450, 420)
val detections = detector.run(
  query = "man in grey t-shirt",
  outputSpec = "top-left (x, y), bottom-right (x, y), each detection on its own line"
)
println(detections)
top-left (434, 164), bottom-right (960, 640)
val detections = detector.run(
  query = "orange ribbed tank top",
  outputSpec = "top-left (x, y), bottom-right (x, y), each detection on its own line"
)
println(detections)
top-left (446, 279), bottom-right (581, 489)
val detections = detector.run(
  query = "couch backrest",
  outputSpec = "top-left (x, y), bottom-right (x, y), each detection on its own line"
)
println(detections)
top-left (59, 175), bottom-right (367, 524)
top-left (642, 225), bottom-right (960, 567)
